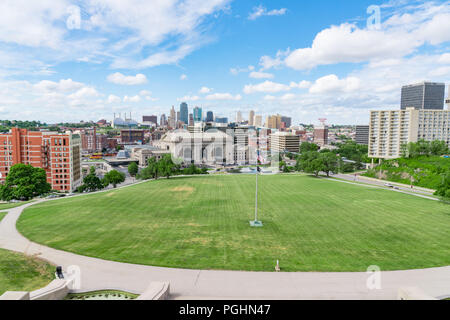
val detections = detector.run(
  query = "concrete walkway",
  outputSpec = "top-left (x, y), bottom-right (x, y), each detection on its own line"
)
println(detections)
top-left (0, 195), bottom-right (449, 300)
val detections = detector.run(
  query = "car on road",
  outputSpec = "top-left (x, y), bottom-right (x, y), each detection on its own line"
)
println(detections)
top-left (384, 183), bottom-right (394, 188)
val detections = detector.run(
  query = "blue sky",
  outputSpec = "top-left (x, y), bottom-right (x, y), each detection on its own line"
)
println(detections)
top-left (0, 0), bottom-right (449, 125)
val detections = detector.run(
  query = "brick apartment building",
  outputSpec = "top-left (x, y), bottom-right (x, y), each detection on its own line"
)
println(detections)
top-left (0, 128), bottom-right (82, 192)
top-left (79, 127), bottom-right (108, 153)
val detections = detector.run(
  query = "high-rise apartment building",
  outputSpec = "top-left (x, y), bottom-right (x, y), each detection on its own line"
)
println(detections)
top-left (0, 128), bottom-right (82, 192)
top-left (189, 113), bottom-right (194, 126)
top-left (79, 127), bottom-right (108, 153)
top-left (368, 108), bottom-right (450, 159)
top-left (401, 82), bottom-right (445, 110)
top-left (180, 102), bottom-right (189, 124)
top-left (249, 110), bottom-right (255, 126)
top-left (270, 132), bottom-right (300, 153)
top-left (313, 125), bottom-right (329, 146)
top-left (355, 125), bottom-right (370, 145)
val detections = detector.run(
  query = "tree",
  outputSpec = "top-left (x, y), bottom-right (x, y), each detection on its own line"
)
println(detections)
top-left (434, 172), bottom-right (450, 200)
top-left (158, 154), bottom-right (177, 179)
top-left (300, 142), bottom-right (319, 154)
top-left (128, 162), bottom-right (138, 177)
top-left (147, 157), bottom-right (160, 180)
top-left (320, 152), bottom-right (339, 177)
top-left (0, 164), bottom-right (51, 201)
top-left (103, 170), bottom-right (126, 188)
top-left (78, 166), bottom-right (104, 192)
top-left (430, 140), bottom-right (449, 156)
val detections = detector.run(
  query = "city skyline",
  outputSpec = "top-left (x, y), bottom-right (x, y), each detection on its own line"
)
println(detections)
top-left (0, 1), bottom-right (449, 125)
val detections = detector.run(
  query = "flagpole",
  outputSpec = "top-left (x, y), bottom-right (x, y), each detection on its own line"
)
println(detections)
top-left (250, 129), bottom-right (263, 227)
top-left (255, 168), bottom-right (258, 222)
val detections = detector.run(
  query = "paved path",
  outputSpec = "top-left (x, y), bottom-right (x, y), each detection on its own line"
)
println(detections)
top-left (332, 173), bottom-right (436, 197)
top-left (322, 176), bottom-right (439, 201)
top-left (0, 192), bottom-right (449, 300)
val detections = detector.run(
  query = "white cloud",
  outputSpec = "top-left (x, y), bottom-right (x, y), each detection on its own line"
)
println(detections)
top-left (0, 0), bottom-right (232, 71)
top-left (230, 65), bottom-right (255, 75)
top-left (205, 93), bottom-right (242, 101)
top-left (259, 50), bottom-right (289, 70)
top-left (0, 0), bottom-right (68, 48)
top-left (68, 87), bottom-right (100, 100)
top-left (139, 90), bottom-right (152, 97)
top-left (438, 53), bottom-right (450, 64)
top-left (248, 5), bottom-right (287, 20)
top-left (199, 86), bottom-right (212, 94)
top-left (124, 95), bottom-right (141, 103)
top-left (34, 79), bottom-right (84, 93)
top-left (177, 95), bottom-right (200, 102)
top-left (180, 74), bottom-right (188, 81)
top-left (263, 3), bottom-right (450, 71)
top-left (249, 71), bottom-right (274, 79)
top-left (107, 73), bottom-right (148, 85)
top-left (107, 94), bottom-right (122, 104)
top-left (309, 75), bottom-right (361, 94)
top-left (290, 81), bottom-right (312, 89)
top-left (244, 81), bottom-right (291, 94)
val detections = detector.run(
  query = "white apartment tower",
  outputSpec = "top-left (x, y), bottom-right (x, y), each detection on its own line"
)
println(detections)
top-left (368, 108), bottom-right (450, 159)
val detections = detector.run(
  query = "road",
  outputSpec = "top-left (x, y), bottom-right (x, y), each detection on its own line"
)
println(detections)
top-left (0, 188), bottom-right (449, 300)
top-left (331, 173), bottom-right (436, 198)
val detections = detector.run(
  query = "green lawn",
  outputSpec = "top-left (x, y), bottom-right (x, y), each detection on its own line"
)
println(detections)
top-left (0, 250), bottom-right (54, 295)
top-left (0, 201), bottom-right (33, 211)
top-left (0, 212), bottom-right (6, 222)
top-left (17, 175), bottom-right (450, 272)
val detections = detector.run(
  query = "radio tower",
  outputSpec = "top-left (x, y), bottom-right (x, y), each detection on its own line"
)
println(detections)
top-left (318, 118), bottom-right (327, 126)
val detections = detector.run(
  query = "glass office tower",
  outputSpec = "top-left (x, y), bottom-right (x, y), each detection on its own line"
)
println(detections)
top-left (401, 82), bottom-right (445, 110)
top-left (180, 102), bottom-right (189, 124)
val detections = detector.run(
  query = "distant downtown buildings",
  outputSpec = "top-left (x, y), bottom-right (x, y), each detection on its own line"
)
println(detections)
top-left (369, 82), bottom-right (449, 159)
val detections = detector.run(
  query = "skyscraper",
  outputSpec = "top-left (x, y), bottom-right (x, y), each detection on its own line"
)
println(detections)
top-left (169, 106), bottom-right (176, 128)
top-left (446, 85), bottom-right (450, 108)
top-left (206, 111), bottom-right (214, 122)
top-left (193, 107), bottom-right (202, 122)
top-left (281, 116), bottom-right (292, 128)
top-left (189, 113), bottom-right (194, 126)
top-left (249, 110), bottom-right (255, 126)
top-left (180, 102), bottom-right (189, 124)
top-left (160, 114), bottom-right (167, 127)
top-left (236, 111), bottom-right (242, 123)
top-left (254, 115), bottom-right (262, 127)
top-left (401, 82), bottom-right (445, 110)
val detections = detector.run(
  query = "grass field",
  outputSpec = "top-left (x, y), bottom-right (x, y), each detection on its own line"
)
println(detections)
top-left (0, 250), bottom-right (54, 295)
top-left (0, 201), bottom-right (33, 211)
top-left (17, 175), bottom-right (450, 272)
